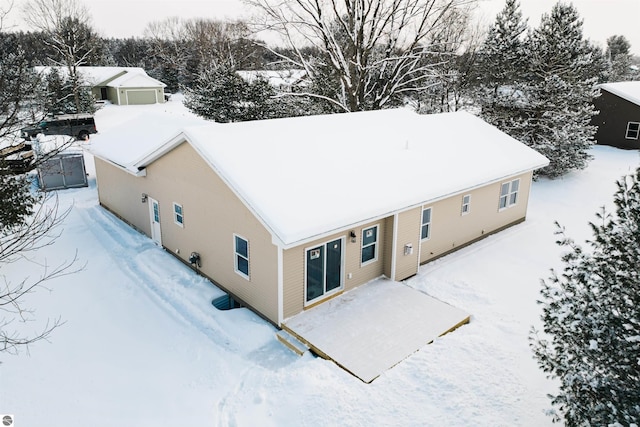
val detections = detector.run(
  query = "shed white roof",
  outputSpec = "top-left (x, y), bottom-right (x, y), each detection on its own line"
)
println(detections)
top-left (90, 109), bottom-right (549, 247)
top-left (599, 81), bottom-right (640, 106)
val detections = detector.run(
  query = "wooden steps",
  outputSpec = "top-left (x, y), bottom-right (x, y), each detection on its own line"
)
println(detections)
top-left (276, 329), bottom-right (309, 356)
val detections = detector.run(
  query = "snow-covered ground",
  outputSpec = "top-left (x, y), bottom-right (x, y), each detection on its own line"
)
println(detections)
top-left (1, 99), bottom-right (638, 426)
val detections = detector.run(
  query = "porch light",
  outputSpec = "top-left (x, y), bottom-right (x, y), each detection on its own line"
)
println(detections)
top-left (350, 230), bottom-right (356, 243)
top-left (141, 193), bottom-right (148, 203)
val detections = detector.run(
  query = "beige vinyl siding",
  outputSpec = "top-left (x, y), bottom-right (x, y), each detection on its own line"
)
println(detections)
top-left (383, 216), bottom-right (394, 278)
top-left (282, 219), bottom-right (386, 319)
top-left (420, 171), bottom-right (534, 264)
top-left (96, 142), bottom-right (280, 324)
top-left (95, 157), bottom-right (151, 236)
top-left (107, 87), bottom-right (120, 104)
top-left (394, 207), bottom-right (421, 281)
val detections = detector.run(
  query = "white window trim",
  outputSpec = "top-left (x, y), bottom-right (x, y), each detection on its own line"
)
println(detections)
top-left (626, 121), bottom-right (640, 140)
top-left (361, 225), bottom-right (379, 266)
top-left (499, 179), bottom-right (520, 211)
top-left (461, 194), bottom-right (471, 216)
top-left (233, 234), bottom-right (250, 280)
top-left (173, 202), bottom-right (184, 227)
top-left (421, 207), bottom-right (432, 241)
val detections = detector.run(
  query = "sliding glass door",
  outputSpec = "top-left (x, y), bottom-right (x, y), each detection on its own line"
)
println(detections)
top-left (306, 238), bottom-right (343, 303)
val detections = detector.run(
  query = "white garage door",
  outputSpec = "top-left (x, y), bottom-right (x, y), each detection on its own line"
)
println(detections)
top-left (125, 89), bottom-right (158, 105)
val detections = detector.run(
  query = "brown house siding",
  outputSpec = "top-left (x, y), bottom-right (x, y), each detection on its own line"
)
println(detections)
top-left (95, 142), bottom-right (280, 324)
top-left (593, 89), bottom-right (640, 149)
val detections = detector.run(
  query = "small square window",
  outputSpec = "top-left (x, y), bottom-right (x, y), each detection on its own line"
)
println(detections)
top-left (421, 207), bottom-right (432, 240)
top-left (626, 122), bottom-right (640, 140)
top-left (173, 203), bottom-right (184, 227)
top-left (461, 194), bottom-right (471, 215)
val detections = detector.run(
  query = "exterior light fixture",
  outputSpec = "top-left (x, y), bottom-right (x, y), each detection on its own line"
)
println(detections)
top-left (141, 193), bottom-right (148, 203)
top-left (350, 230), bottom-right (356, 243)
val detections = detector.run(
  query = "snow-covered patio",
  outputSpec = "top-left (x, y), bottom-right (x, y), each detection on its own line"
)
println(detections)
top-left (283, 278), bottom-right (470, 382)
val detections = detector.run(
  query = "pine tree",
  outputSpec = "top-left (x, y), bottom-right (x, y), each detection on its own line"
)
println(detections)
top-left (606, 35), bottom-right (638, 82)
top-left (478, 0), bottom-right (528, 93)
top-left (531, 169), bottom-right (640, 425)
top-left (183, 67), bottom-right (308, 122)
top-left (476, 0), bottom-right (530, 137)
top-left (522, 2), bottom-right (598, 177)
top-left (183, 67), bottom-right (260, 123)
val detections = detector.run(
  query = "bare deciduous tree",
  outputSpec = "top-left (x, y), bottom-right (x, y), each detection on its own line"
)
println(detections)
top-left (144, 17), bottom-right (259, 91)
top-left (0, 0), bottom-right (14, 30)
top-left (183, 19), bottom-right (257, 71)
top-left (0, 195), bottom-right (80, 355)
top-left (22, 0), bottom-right (99, 113)
top-left (0, 2), bottom-right (82, 356)
top-left (249, 0), bottom-right (478, 111)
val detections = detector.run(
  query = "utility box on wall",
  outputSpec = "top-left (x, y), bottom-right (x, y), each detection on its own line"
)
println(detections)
top-left (38, 152), bottom-right (88, 191)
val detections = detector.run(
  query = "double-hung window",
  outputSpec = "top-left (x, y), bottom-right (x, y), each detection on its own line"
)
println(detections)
top-left (499, 179), bottom-right (520, 210)
top-left (234, 235), bottom-right (250, 279)
top-left (461, 195), bottom-right (471, 215)
top-left (626, 122), bottom-right (640, 140)
top-left (421, 207), bottom-right (432, 240)
top-left (173, 203), bottom-right (184, 227)
top-left (361, 225), bottom-right (378, 264)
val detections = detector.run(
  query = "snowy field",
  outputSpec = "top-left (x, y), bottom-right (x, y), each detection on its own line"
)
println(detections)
top-left (1, 99), bottom-right (639, 426)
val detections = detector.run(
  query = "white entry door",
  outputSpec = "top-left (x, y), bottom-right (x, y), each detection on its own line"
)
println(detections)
top-left (148, 197), bottom-right (162, 246)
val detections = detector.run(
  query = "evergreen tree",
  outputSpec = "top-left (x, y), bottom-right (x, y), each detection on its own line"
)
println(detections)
top-left (523, 2), bottom-right (598, 177)
top-left (606, 35), bottom-right (638, 82)
top-left (183, 67), bottom-right (276, 123)
top-left (477, 0), bottom-right (528, 94)
top-left (476, 0), bottom-right (530, 136)
top-left (531, 169), bottom-right (640, 425)
top-left (42, 68), bottom-right (94, 115)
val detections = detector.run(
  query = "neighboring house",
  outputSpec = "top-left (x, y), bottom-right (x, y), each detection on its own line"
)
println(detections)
top-left (593, 81), bottom-right (640, 149)
top-left (236, 69), bottom-right (308, 92)
top-left (35, 66), bottom-right (167, 106)
top-left (89, 109), bottom-right (548, 327)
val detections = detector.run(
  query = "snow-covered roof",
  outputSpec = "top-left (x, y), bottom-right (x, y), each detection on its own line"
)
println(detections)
top-left (106, 72), bottom-right (166, 88)
top-left (90, 109), bottom-right (549, 247)
top-left (88, 111), bottom-right (209, 170)
top-left (599, 81), bottom-right (640, 106)
top-left (34, 66), bottom-right (152, 86)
